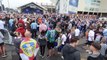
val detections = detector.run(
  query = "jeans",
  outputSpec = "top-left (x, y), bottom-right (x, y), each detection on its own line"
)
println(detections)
top-left (31, 29), bottom-right (37, 38)
top-left (40, 45), bottom-right (46, 56)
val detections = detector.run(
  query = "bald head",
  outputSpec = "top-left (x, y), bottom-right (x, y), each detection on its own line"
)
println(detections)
top-left (24, 30), bottom-right (32, 38)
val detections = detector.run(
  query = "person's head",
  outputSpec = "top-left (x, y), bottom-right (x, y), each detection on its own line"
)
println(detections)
top-left (90, 42), bottom-right (101, 52)
top-left (69, 38), bottom-right (78, 47)
top-left (24, 30), bottom-right (32, 38)
top-left (89, 26), bottom-right (94, 30)
top-left (74, 26), bottom-right (77, 29)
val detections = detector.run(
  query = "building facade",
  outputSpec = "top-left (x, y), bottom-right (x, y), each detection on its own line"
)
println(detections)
top-left (18, 2), bottom-right (46, 14)
top-left (56, 0), bottom-right (107, 16)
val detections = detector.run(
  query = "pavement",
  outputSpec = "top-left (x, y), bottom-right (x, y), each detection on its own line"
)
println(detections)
top-left (0, 34), bottom-right (89, 60)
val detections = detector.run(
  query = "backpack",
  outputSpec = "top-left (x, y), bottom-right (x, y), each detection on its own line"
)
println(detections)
top-left (46, 30), bottom-right (56, 43)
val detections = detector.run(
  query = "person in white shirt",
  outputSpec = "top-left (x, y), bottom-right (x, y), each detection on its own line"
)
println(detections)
top-left (0, 20), bottom-right (5, 30)
top-left (74, 26), bottom-right (80, 40)
top-left (0, 31), bottom-right (7, 57)
top-left (87, 28), bottom-right (95, 45)
top-left (61, 33), bottom-right (67, 45)
top-left (103, 27), bottom-right (107, 39)
top-left (58, 33), bottom-right (67, 52)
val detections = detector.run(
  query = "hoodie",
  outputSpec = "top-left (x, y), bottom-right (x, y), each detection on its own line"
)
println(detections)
top-left (62, 44), bottom-right (80, 60)
top-left (16, 27), bottom-right (25, 37)
top-left (87, 52), bottom-right (105, 60)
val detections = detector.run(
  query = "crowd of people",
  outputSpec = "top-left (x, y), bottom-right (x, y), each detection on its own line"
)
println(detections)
top-left (0, 12), bottom-right (107, 60)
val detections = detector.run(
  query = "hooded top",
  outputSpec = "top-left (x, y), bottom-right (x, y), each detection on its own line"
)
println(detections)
top-left (16, 27), bottom-right (25, 37)
top-left (87, 52), bottom-right (105, 60)
top-left (62, 44), bottom-right (80, 60)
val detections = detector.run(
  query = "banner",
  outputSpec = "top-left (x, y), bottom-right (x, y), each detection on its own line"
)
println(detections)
top-left (69, 0), bottom-right (78, 7)
top-left (68, 0), bottom-right (78, 14)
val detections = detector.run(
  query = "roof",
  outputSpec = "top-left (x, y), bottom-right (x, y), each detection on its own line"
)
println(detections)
top-left (18, 2), bottom-right (47, 10)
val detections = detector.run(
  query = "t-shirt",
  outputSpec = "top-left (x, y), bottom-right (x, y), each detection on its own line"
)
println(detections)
top-left (100, 44), bottom-right (107, 56)
top-left (95, 34), bottom-right (102, 42)
top-left (30, 22), bottom-right (37, 29)
top-left (88, 30), bottom-right (95, 41)
top-left (103, 29), bottom-right (107, 36)
top-left (9, 19), bottom-right (14, 27)
top-left (75, 28), bottom-right (80, 36)
top-left (39, 23), bottom-right (47, 32)
top-left (0, 20), bottom-right (5, 29)
top-left (20, 38), bottom-right (39, 60)
top-left (61, 34), bottom-right (67, 45)
top-left (46, 30), bottom-right (56, 43)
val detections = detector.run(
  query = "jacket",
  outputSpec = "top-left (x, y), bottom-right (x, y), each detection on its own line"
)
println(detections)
top-left (62, 44), bottom-right (80, 60)
top-left (16, 27), bottom-right (25, 37)
top-left (87, 52), bottom-right (105, 60)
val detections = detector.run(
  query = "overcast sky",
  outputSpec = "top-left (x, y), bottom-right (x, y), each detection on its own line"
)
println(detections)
top-left (2, 0), bottom-right (52, 9)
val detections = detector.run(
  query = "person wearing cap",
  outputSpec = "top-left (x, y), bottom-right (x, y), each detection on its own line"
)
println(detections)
top-left (87, 42), bottom-right (105, 60)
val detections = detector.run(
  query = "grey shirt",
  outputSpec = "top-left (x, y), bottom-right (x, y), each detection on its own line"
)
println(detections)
top-left (100, 44), bottom-right (107, 56)
top-left (62, 44), bottom-right (81, 60)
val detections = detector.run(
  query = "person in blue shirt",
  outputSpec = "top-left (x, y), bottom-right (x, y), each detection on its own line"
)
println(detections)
top-left (103, 26), bottom-right (107, 43)
top-left (46, 28), bottom-right (57, 57)
top-left (30, 20), bottom-right (37, 38)
top-left (9, 18), bottom-right (14, 31)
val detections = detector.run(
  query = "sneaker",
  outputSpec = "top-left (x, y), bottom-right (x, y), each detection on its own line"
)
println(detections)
top-left (2, 55), bottom-right (7, 58)
top-left (61, 56), bottom-right (64, 59)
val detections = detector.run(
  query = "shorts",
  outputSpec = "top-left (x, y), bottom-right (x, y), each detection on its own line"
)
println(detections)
top-left (87, 41), bottom-right (93, 45)
top-left (0, 42), bottom-right (4, 46)
top-left (47, 41), bottom-right (55, 49)
top-left (75, 36), bottom-right (79, 40)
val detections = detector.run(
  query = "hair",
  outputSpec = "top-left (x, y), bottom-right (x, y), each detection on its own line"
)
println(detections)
top-left (41, 31), bottom-right (46, 36)
top-left (69, 38), bottom-right (78, 43)
top-left (89, 26), bottom-right (94, 30)
top-left (91, 42), bottom-right (101, 50)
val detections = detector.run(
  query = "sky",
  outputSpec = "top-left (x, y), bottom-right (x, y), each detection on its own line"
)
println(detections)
top-left (2, 0), bottom-right (52, 9)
